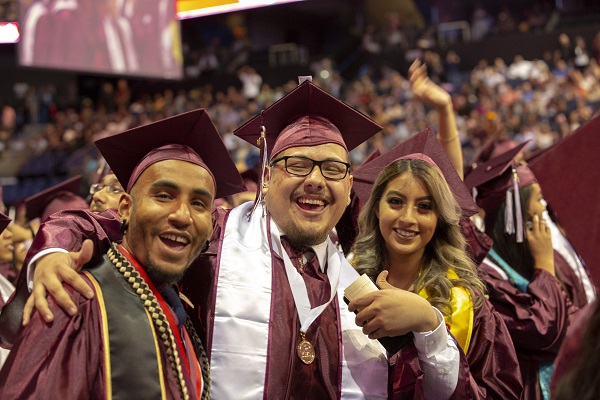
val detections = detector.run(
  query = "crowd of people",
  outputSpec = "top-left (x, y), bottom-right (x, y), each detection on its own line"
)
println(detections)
top-left (0, 6), bottom-right (598, 398)
top-left (2, 28), bottom-right (600, 209)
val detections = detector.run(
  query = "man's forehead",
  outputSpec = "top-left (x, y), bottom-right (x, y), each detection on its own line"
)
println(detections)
top-left (275, 142), bottom-right (350, 161)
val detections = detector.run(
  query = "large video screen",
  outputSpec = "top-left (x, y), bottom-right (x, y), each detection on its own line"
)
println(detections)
top-left (177, 0), bottom-right (305, 19)
top-left (18, 0), bottom-right (183, 79)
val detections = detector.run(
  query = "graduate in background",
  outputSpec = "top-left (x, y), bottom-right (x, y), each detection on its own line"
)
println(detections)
top-left (465, 144), bottom-right (574, 400)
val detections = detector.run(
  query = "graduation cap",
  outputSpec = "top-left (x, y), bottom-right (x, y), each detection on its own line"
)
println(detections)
top-left (464, 141), bottom-right (533, 208)
top-left (234, 78), bottom-right (382, 158)
top-left (529, 113), bottom-right (600, 287)
top-left (25, 176), bottom-right (88, 222)
top-left (234, 78), bottom-right (381, 213)
top-left (94, 109), bottom-right (245, 199)
top-left (240, 167), bottom-right (260, 193)
top-left (465, 133), bottom-right (520, 176)
top-left (352, 127), bottom-right (479, 218)
top-left (464, 141), bottom-right (535, 243)
top-left (0, 212), bottom-right (10, 234)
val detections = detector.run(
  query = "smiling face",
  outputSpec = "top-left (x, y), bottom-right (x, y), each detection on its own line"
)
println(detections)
top-left (89, 173), bottom-right (125, 213)
top-left (119, 159), bottom-right (215, 285)
top-left (264, 143), bottom-right (352, 247)
top-left (377, 172), bottom-right (438, 264)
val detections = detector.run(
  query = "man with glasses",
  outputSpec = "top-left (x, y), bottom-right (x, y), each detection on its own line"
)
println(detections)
top-left (4, 80), bottom-right (457, 399)
top-left (88, 171), bottom-right (124, 213)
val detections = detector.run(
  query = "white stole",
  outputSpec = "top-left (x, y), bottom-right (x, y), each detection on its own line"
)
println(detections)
top-left (211, 202), bottom-right (388, 399)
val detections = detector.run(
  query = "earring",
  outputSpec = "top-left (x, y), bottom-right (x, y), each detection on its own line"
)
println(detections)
top-left (120, 219), bottom-right (129, 234)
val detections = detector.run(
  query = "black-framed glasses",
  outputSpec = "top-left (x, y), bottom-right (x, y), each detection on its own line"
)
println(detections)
top-left (89, 183), bottom-right (124, 195)
top-left (270, 156), bottom-right (350, 181)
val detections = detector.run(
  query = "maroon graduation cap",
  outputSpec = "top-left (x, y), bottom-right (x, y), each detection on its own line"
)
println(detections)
top-left (25, 176), bottom-right (88, 222)
top-left (94, 109), bottom-right (245, 199)
top-left (234, 79), bottom-right (382, 158)
top-left (465, 132), bottom-right (521, 176)
top-left (464, 141), bottom-right (533, 212)
top-left (352, 127), bottom-right (479, 218)
top-left (529, 113), bottom-right (600, 287)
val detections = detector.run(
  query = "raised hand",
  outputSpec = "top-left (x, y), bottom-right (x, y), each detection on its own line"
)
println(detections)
top-left (527, 214), bottom-right (555, 276)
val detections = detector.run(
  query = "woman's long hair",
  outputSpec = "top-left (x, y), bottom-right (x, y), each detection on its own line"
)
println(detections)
top-left (484, 185), bottom-right (535, 279)
top-left (352, 159), bottom-right (485, 318)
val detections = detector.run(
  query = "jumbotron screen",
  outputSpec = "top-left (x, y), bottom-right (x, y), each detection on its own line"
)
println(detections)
top-left (177, 0), bottom-right (305, 19)
top-left (18, 0), bottom-right (183, 79)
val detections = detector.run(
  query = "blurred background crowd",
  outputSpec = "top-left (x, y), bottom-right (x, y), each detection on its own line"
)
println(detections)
top-left (0, 0), bottom-right (599, 209)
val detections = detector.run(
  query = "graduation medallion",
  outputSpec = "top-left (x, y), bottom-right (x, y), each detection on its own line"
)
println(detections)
top-left (297, 332), bottom-right (316, 364)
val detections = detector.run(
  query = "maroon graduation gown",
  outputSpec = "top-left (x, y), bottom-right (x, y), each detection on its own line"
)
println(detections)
top-left (550, 300), bottom-right (597, 393)
top-left (183, 208), bottom-right (344, 399)
top-left (388, 298), bottom-right (523, 399)
top-left (479, 262), bottom-right (570, 400)
top-left (0, 266), bottom-right (192, 399)
top-left (1, 208), bottom-right (348, 399)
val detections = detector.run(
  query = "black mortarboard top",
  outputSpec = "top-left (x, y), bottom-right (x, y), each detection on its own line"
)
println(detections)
top-left (529, 113), bottom-right (600, 287)
top-left (234, 79), bottom-right (382, 158)
top-left (94, 109), bottom-right (245, 199)
top-left (25, 176), bottom-right (88, 221)
top-left (352, 127), bottom-right (479, 218)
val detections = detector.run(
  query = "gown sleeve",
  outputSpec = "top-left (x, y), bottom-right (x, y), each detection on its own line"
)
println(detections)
top-left (451, 299), bottom-right (523, 399)
top-left (0, 279), bottom-right (104, 399)
top-left (479, 262), bottom-right (569, 361)
top-left (0, 208), bottom-right (120, 348)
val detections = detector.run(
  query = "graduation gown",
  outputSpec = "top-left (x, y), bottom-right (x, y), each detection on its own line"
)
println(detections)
top-left (183, 203), bottom-right (388, 399)
top-left (388, 292), bottom-right (522, 399)
top-left (0, 249), bottom-right (201, 399)
top-left (479, 257), bottom-right (570, 400)
top-left (1, 205), bottom-right (389, 399)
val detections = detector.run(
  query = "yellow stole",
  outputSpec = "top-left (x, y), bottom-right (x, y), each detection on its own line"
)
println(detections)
top-left (418, 269), bottom-right (474, 353)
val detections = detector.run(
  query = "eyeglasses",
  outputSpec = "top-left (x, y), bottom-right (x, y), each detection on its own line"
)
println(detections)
top-left (270, 156), bottom-right (350, 181)
top-left (89, 183), bottom-right (124, 195)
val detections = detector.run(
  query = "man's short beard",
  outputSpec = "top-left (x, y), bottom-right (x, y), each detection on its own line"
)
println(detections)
top-left (145, 258), bottom-right (189, 286)
top-left (282, 224), bottom-right (329, 249)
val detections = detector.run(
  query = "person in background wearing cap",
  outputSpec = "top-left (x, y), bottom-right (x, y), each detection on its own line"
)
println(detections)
top-left (0, 109), bottom-right (246, 399)
top-left (464, 144), bottom-right (574, 400)
top-left (88, 170), bottom-right (125, 213)
top-left (15, 80), bottom-right (397, 399)
top-left (349, 128), bottom-right (523, 399)
top-left (23, 176), bottom-right (89, 233)
top-left (229, 166), bottom-right (260, 208)
top-left (467, 134), bottom-right (595, 307)
top-left (0, 212), bottom-right (14, 369)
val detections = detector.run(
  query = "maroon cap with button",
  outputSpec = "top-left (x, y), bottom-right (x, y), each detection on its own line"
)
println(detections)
top-left (94, 109), bottom-right (246, 199)
top-left (234, 79), bottom-right (382, 159)
top-left (25, 176), bottom-right (88, 222)
top-left (352, 127), bottom-right (479, 218)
